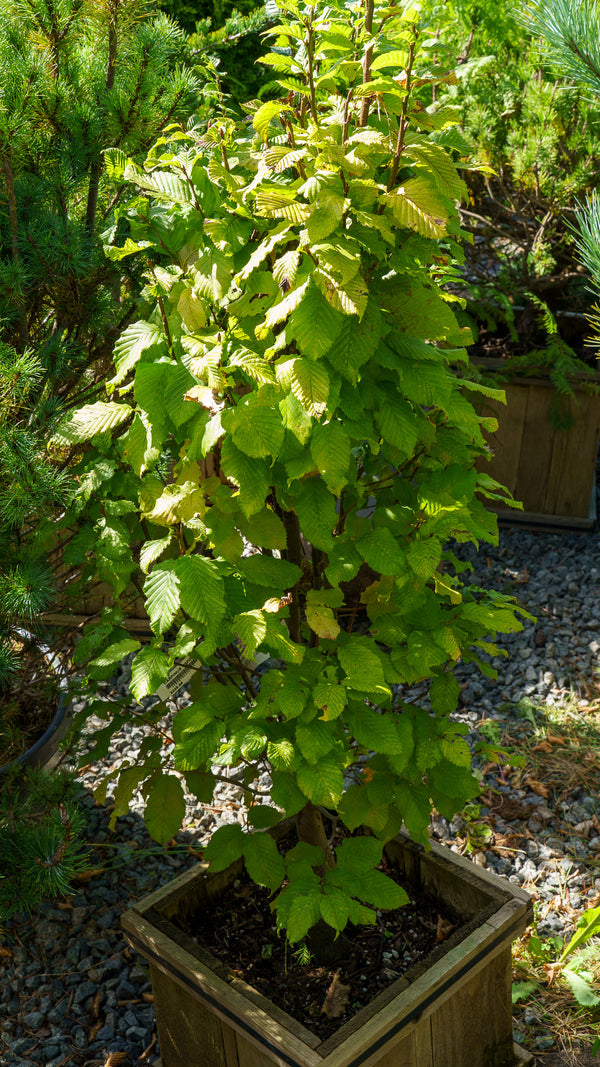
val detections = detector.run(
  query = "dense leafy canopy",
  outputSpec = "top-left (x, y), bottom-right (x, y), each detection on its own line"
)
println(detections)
top-left (58, 0), bottom-right (527, 944)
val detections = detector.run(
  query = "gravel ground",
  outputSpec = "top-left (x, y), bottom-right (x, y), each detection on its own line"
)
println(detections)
top-left (2, 523), bottom-right (600, 1065)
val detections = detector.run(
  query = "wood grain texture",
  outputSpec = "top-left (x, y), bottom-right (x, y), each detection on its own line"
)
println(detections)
top-left (474, 364), bottom-right (600, 524)
top-left (123, 833), bottom-right (532, 1067)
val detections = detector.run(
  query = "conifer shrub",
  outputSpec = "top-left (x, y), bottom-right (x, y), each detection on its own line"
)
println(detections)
top-left (55, 0), bottom-right (527, 944)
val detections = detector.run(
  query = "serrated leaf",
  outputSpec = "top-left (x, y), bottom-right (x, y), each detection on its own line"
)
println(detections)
top-left (255, 188), bottom-right (311, 223)
top-left (374, 395), bottom-right (419, 458)
top-left (231, 398), bottom-right (284, 458)
top-left (144, 562), bottom-right (181, 635)
top-left (319, 889), bottom-right (352, 932)
top-left (357, 528), bottom-right (403, 576)
top-left (562, 970), bottom-right (600, 1007)
top-left (174, 555), bottom-right (225, 626)
top-left (338, 641), bottom-right (389, 695)
top-left (88, 637), bottom-right (141, 670)
top-left (347, 707), bottom-right (406, 754)
top-left (243, 833), bottom-right (286, 890)
top-left (264, 280), bottom-right (309, 329)
top-left (385, 177), bottom-right (448, 238)
top-left (220, 439), bottom-right (269, 517)
top-left (295, 478), bottom-right (337, 550)
top-left (119, 412), bottom-right (161, 476)
top-left (407, 538), bottom-right (442, 578)
top-left (229, 348), bottom-right (276, 384)
top-left (306, 604), bottom-right (340, 640)
top-left (288, 282), bottom-right (344, 359)
top-left (124, 164), bottom-right (194, 205)
top-left (177, 288), bottom-right (207, 331)
top-left (354, 869), bottom-right (409, 910)
top-left (234, 610), bottom-right (267, 659)
top-left (204, 823), bottom-right (245, 871)
top-left (297, 756), bottom-right (344, 806)
top-left (289, 358), bottom-right (330, 416)
top-left (429, 673), bottom-right (460, 714)
top-left (310, 421), bottom-right (351, 495)
top-left (140, 534), bottom-right (173, 574)
top-left (130, 646), bottom-right (170, 701)
top-left (314, 682), bottom-right (346, 720)
top-left (144, 774), bottom-right (186, 845)
top-left (296, 720), bottom-right (336, 763)
top-left (277, 890), bottom-right (322, 943)
top-left (111, 322), bottom-right (164, 387)
top-left (52, 402), bottom-right (132, 445)
top-left (273, 250), bottom-right (301, 288)
top-left (237, 555), bottom-right (301, 589)
top-left (252, 100), bottom-right (293, 137)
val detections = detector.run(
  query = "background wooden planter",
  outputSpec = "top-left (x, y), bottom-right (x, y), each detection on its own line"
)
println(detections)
top-left (122, 831), bottom-right (533, 1067)
top-left (475, 359), bottom-right (600, 531)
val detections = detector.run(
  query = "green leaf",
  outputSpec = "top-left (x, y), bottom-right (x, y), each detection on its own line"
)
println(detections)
top-left (429, 673), bottom-right (460, 714)
top-left (144, 774), bottom-right (186, 845)
top-left (353, 869), bottom-right (409, 910)
top-left (231, 397), bottom-right (284, 458)
top-left (357, 528), bottom-right (403, 576)
top-left (407, 538), bottom-right (442, 579)
top-left (243, 832), bottom-right (286, 890)
top-left (172, 702), bottom-right (225, 771)
top-left (334, 836), bottom-right (383, 877)
top-left (234, 610), bottom-right (267, 659)
top-left (174, 555), bottom-right (226, 626)
top-left (236, 508), bottom-right (286, 550)
top-left (310, 421), bottom-right (351, 495)
top-left (88, 637), bottom-right (141, 673)
top-left (313, 681), bottom-right (346, 720)
top-left (236, 555), bottom-right (301, 589)
top-left (204, 823), bottom-right (245, 871)
top-left (130, 646), bottom-right (170, 701)
top-left (296, 720), bottom-right (336, 763)
top-left (384, 177), bottom-right (448, 238)
top-left (248, 805), bottom-right (282, 829)
top-left (319, 888), bottom-right (352, 932)
top-left (511, 981), bottom-right (539, 1005)
top-left (144, 562), bottom-right (181, 635)
top-left (140, 534), bottom-right (173, 574)
top-left (338, 640), bottom-right (390, 695)
top-left (51, 402), bottom-right (132, 445)
top-left (288, 282), bottom-right (344, 359)
top-left (118, 412), bottom-right (161, 476)
top-left (562, 969), bottom-right (600, 1007)
top-left (294, 478), bottom-right (337, 550)
top-left (277, 889), bottom-right (321, 943)
top-left (184, 770), bottom-right (216, 803)
top-left (289, 358), bottom-right (330, 416)
top-left (347, 707), bottom-right (406, 754)
top-left (374, 395), bottom-right (419, 458)
top-left (220, 439), bottom-right (269, 517)
top-left (297, 756), bottom-right (344, 806)
top-left (111, 322), bottom-right (164, 387)
top-left (305, 603), bottom-right (340, 640)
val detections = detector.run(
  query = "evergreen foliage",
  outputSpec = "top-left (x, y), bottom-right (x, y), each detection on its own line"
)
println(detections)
top-left (419, 0), bottom-right (600, 318)
top-left (56, 0), bottom-right (527, 946)
top-left (0, 768), bottom-right (88, 926)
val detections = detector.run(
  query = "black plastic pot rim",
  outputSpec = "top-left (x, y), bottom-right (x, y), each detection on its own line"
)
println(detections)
top-left (0, 628), bottom-right (69, 778)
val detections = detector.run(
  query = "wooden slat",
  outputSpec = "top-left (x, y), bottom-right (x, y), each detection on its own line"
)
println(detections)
top-left (122, 911), bottom-right (323, 1067)
top-left (149, 960), bottom-right (229, 1067)
top-left (514, 382), bottom-right (555, 512)
top-left (543, 390), bottom-right (600, 516)
top-left (318, 901), bottom-right (528, 1067)
top-left (479, 387), bottom-right (528, 499)
top-left (428, 946), bottom-right (513, 1067)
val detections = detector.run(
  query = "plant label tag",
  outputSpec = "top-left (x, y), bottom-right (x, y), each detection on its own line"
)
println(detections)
top-left (155, 658), bottom-right (197, 701)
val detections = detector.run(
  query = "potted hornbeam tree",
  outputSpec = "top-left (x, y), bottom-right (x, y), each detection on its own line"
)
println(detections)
top-left (54, 1), bottom-right (533, 1063)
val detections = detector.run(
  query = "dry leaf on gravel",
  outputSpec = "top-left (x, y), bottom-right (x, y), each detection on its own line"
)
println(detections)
top-left (142, 992), bottom-right (154, 1003)
top-left (436, 915), bottom-right (455, 942)
top-left (91, 989), bottom-right (102, 1020)
top-left (533, 741), bottom-right (554, 754)
top-left (72, 867), bottom-right (106, 883)
top-left (0, 946), bottom-right (13, 957)
top-left (575, 820), bottom-right (595, 837)
top-left (321, 972), bottom-right (351, 1019)
top-left (524, 777), bottom-right (549, 798)
top-left (104, 1054), bottom-right (129, 1067)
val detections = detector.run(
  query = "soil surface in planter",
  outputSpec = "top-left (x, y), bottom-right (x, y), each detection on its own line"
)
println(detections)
top-left (176, 849), bottom-right (463, 1041)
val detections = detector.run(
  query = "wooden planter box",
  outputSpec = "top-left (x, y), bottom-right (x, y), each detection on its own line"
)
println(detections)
top-left (122, 831), bottom-right (533, 1067)
top-left (474, 359), bottom-right (600, 530)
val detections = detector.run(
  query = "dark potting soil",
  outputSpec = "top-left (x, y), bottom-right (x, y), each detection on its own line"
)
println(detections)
top-left (176, 854), bottom-right (463, 1042)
